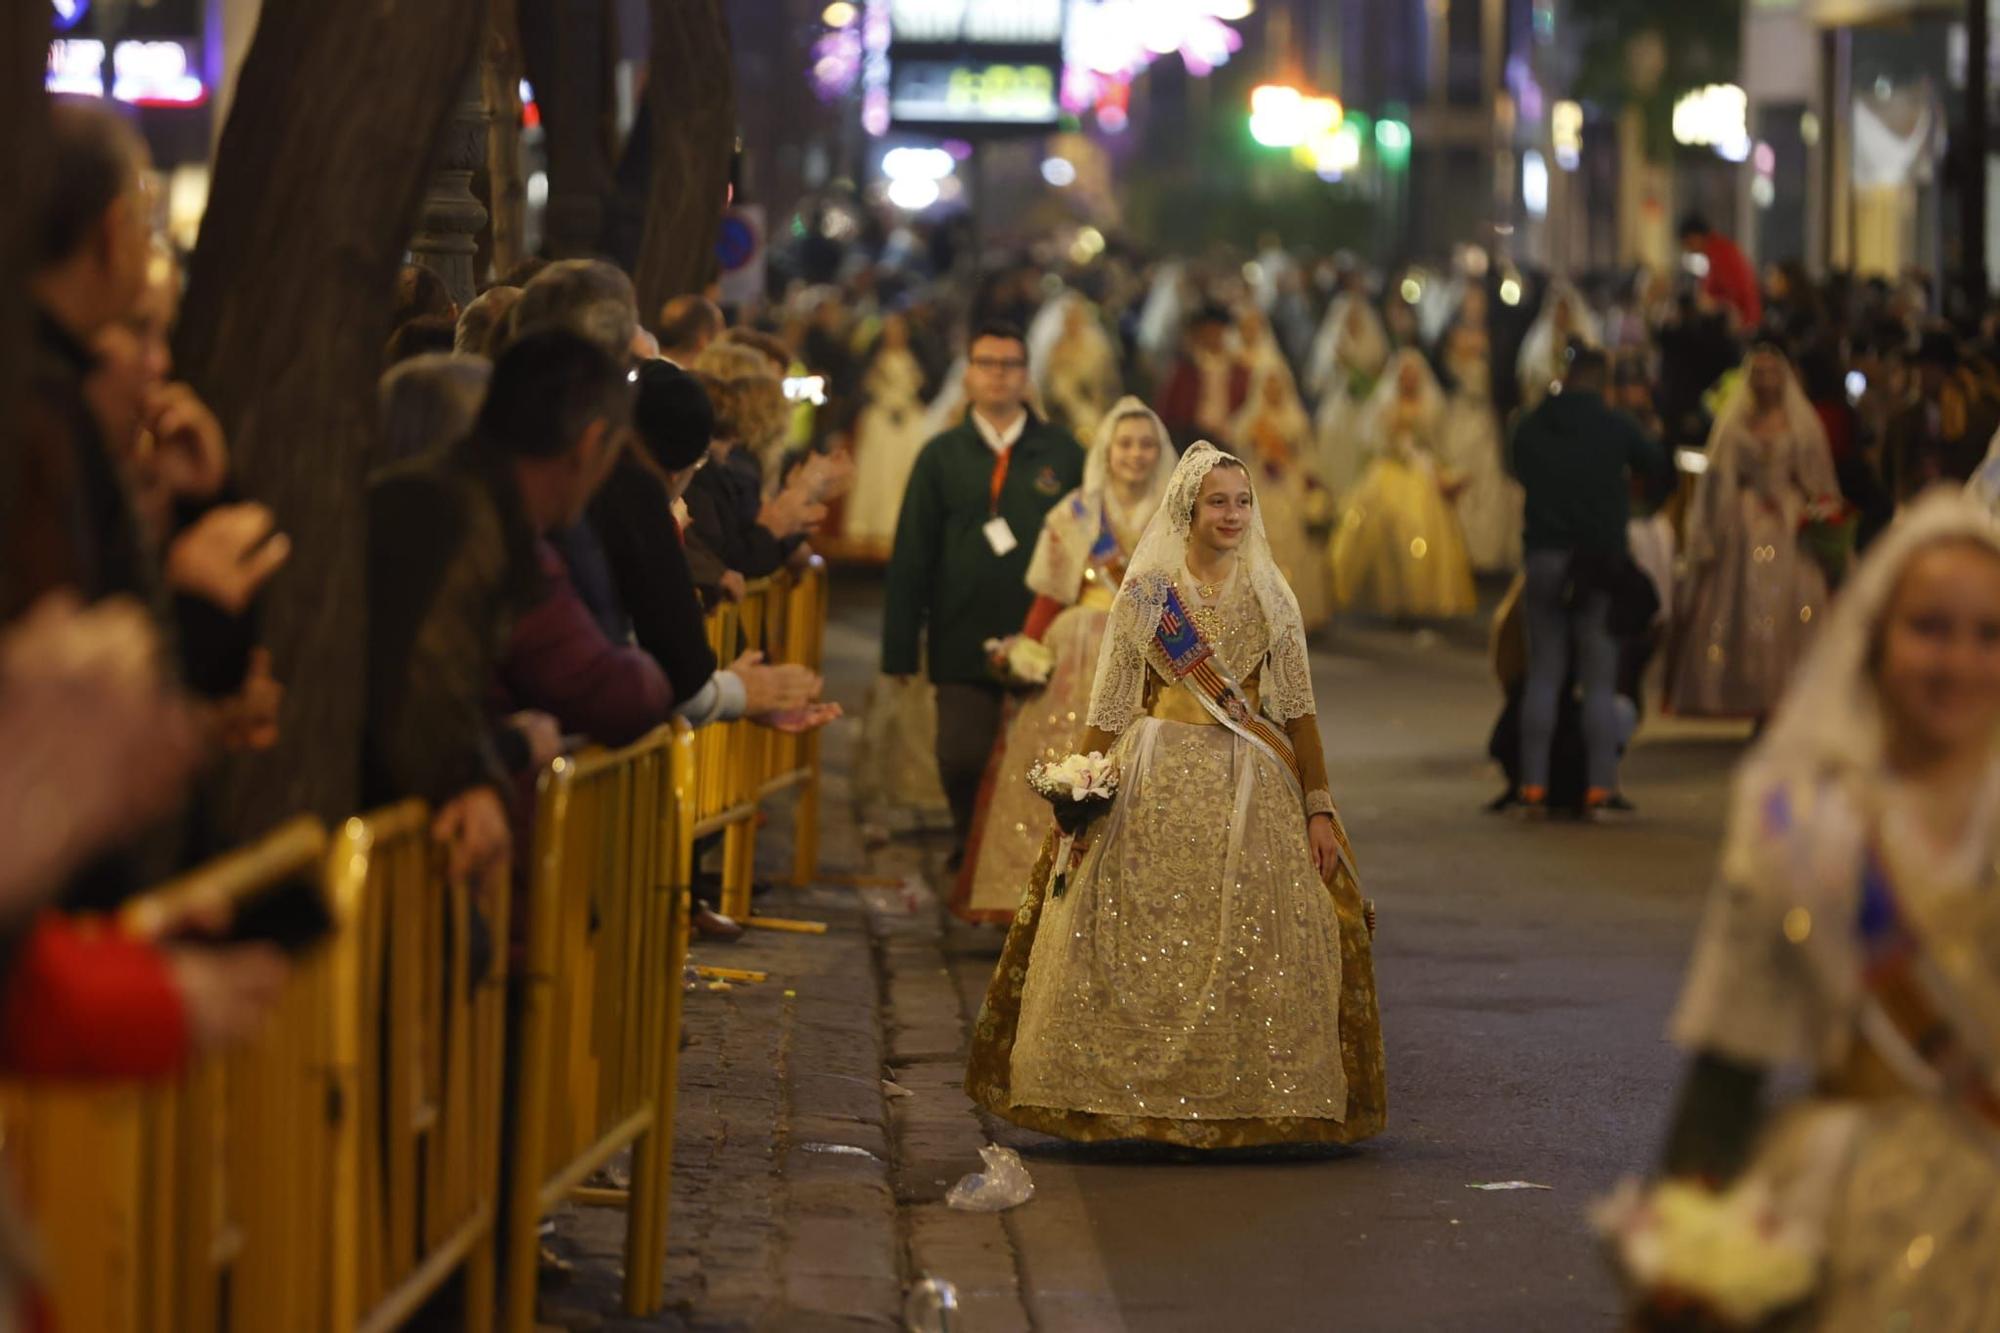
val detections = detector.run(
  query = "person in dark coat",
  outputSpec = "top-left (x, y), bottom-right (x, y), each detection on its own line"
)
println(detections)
top-left (881, 321), bottom-right (1084, 860)
top-left (1508, 346), bottom-right (1671, 815)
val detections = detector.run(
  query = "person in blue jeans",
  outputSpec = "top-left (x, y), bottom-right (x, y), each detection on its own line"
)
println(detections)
top-left (1509, 345), bottom-right (1670, 816)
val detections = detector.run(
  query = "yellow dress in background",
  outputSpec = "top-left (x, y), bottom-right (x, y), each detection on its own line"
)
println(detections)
top-left (1329, 420), bottom-right (1478, 619)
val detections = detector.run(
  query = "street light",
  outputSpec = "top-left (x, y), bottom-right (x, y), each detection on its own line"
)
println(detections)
top-left (1249, 84), bottom-right (1306, 148)
top-left (1375, 116), bottom-right (1412, 168)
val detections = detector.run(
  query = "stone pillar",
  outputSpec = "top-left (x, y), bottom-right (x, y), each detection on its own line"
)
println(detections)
top-left (410, 62), bottom-right (491, 308)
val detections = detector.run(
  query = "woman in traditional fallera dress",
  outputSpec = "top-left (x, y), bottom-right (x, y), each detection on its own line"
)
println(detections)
top-left (1643, 493), bottom-right (2000, 1331)
top-left (1668, 344), bottom-right (1841, 718)
top-left (842, 313), bottom-right (932, 550)
top-left (953, 400), bottom-right (1178, 922)
top-left (1516, 280), bottom-right (1602, 411)
top-left (1028, 291), bottom-right (1121, 445)
top-left (1234, 359), bottom-right (1335, 630)
top-left (1306, 294), bottom-right (1390, 502)
top-left (1437, 317), bottom-right (1522, 573)
top-left (1328, 349), bottom-right (1479, 620)
top-left (965, 443), bottom-right (1386, 1148)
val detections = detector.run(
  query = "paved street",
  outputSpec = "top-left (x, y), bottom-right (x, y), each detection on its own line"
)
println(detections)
top-left (835, 576), bottom-right (1750, 1333)
top-left (553, 576), bottom-right (1752, 1332)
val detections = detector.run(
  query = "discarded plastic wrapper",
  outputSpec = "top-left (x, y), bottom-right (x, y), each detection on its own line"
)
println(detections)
top-left (1467, 1181), bottom-right (1553, 1191)
top-left (903, 1275), bottom-right (960, 1333)
top-left (801, 1142), bottom-right (880, 1161)
top-left (945, 1145), bottom-right (1034, 1212)
top-left (882, 1079), bottom-right (915, 1099)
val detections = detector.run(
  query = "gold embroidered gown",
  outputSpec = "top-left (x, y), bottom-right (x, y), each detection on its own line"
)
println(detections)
top-left (964, 569), bottom-right (1386, 1146)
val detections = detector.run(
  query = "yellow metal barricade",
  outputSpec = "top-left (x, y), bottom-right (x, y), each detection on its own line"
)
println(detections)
top-left (503, 727), bottom-right (680, 1330)
top-left (695, 561), bottom-right (830, 921)
top-left (1, 816), bottom-right (336, 1333)
top-left (326, 803), bottom-right (509, 1333)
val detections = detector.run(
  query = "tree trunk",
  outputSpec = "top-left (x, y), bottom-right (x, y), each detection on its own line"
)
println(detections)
top-left (174, 0), bottom-right (484, 833)
top-left (484, 0), bottom-right (527, 279)
top-left (519, 0), bottom-right (616, 258)
top-left (1, 10), bottom-right (51, 611)
top-left (635, 0), bottom-right (734, 320)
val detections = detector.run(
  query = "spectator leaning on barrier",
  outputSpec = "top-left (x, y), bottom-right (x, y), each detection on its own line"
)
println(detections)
top-left (509, 265), bottom-right (829, 737)
top-left (684, 371), bottom-right (824, 590)
top-left (364, 329), bottom-right (632, 883)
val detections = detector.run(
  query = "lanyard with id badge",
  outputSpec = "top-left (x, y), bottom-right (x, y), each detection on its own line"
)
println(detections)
top-left (982, 446), bottom-right (1018, 556)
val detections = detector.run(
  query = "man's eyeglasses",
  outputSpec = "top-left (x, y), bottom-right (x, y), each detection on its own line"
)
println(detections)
top-left (970, 357), bottom-right (1027, 372)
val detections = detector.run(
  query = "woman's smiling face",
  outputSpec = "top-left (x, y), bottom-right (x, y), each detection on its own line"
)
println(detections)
top-left (1189, 461), bottom-right (1254, 553)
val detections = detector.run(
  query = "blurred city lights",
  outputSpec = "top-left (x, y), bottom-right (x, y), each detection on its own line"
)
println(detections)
top-left (886, 176), bottom-right (941, 210)
top-left (1062, 0), bottom-right (1247, 122)
top-left (822, 1), bottom-right (857, 27)
top-left (1673, 84), bottom-right (1750, 162)
top-left (1522, 150), bottom-right (1548, 218)
top-left (1499, 277), bottom-right (1523, 306)
top-left (882, 146), bottom-right (955, 181)
top-left (1399, 277), bottom-right (1423, 304)
top-left (1552, 100), bottom-right (1582, 171)
top-left (1040, 156), bottom-right (1078, 187)
top-left (1374, 116), bottom-right (1412, 167)
top-left (1249, 84), bottom-right (1305, 147)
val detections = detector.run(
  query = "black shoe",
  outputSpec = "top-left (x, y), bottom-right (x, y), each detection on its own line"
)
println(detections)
top-left (1596, 793), bottom-right (1638, 815)
top-left (1484, 789), bottom-right (1521, 814)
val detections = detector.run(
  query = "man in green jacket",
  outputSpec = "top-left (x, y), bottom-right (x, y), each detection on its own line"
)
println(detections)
top-left (883, 321), bottom-right (1085, 862)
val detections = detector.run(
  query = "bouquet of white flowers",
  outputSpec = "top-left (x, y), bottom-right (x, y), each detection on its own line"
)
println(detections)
top-left (1027, 751), bottom-right (1119, 898)
top-left (1590, 1177), bottom-right (1821, 1328)
top-left (984, 635), bottom-right (1057, 690)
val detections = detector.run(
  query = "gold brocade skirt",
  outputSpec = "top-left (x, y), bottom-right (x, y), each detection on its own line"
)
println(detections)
top-left (964, 721), bottom-right (1387, 1148)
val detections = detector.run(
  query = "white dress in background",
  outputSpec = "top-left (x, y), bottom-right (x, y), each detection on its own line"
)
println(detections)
top-left (1436, 332), bottom-right (1522, 572)
top-left (843, 347), bottom-right (931, 548)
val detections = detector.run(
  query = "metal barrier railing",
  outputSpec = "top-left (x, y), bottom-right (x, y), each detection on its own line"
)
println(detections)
top-left (501, 726), bottom-right (680, 1331)
top-left (2, 817), bottom-right (335, 1332)
top-left (326, 803), bottom-right (509, 1333)
top-left (2, 553), bottom-right (830, 1330)
top-left (692, 559), bottom-right (827, 922)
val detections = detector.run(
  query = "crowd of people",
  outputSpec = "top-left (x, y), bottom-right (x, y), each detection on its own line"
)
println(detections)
top-left (19, 77), bottom-right (2000, 1329)
top-left (3, 97), bottom-right (860, 1318)
top-left (776, 206), bottom-right (2000, 1325)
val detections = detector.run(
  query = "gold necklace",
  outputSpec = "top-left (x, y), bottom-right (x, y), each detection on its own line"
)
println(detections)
top-left (1187, 558), bottom-right (1231, 603)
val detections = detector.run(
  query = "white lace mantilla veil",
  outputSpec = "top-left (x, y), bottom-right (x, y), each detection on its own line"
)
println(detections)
top-left (1025, 396), bottom-right (1179, 604)
top-left (1516, 279), bottom-right (1604, 383)
top-left (1734, 491), bottom-right (2000, 808)
top-left (1685, 352), bottom-right (1838, 565)
top-left (1306, 294), bottom-right (1389, 400)
top-left (1086, 441), bottom-right (1317, 735)
top-left (1357, 347), bottom-right (1447, 457)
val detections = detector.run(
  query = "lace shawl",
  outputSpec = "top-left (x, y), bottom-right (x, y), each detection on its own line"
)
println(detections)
top-left (1087, 441), bottom-right (1318, 733)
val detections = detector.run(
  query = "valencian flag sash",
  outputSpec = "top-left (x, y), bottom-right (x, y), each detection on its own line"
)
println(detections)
top-left (1766, 785), bottom-right (2000, 1137)
top-left (1854, 844), bottom-right (2000, 1134)
top-left (1152, 583), bottom-right (1357, 878)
